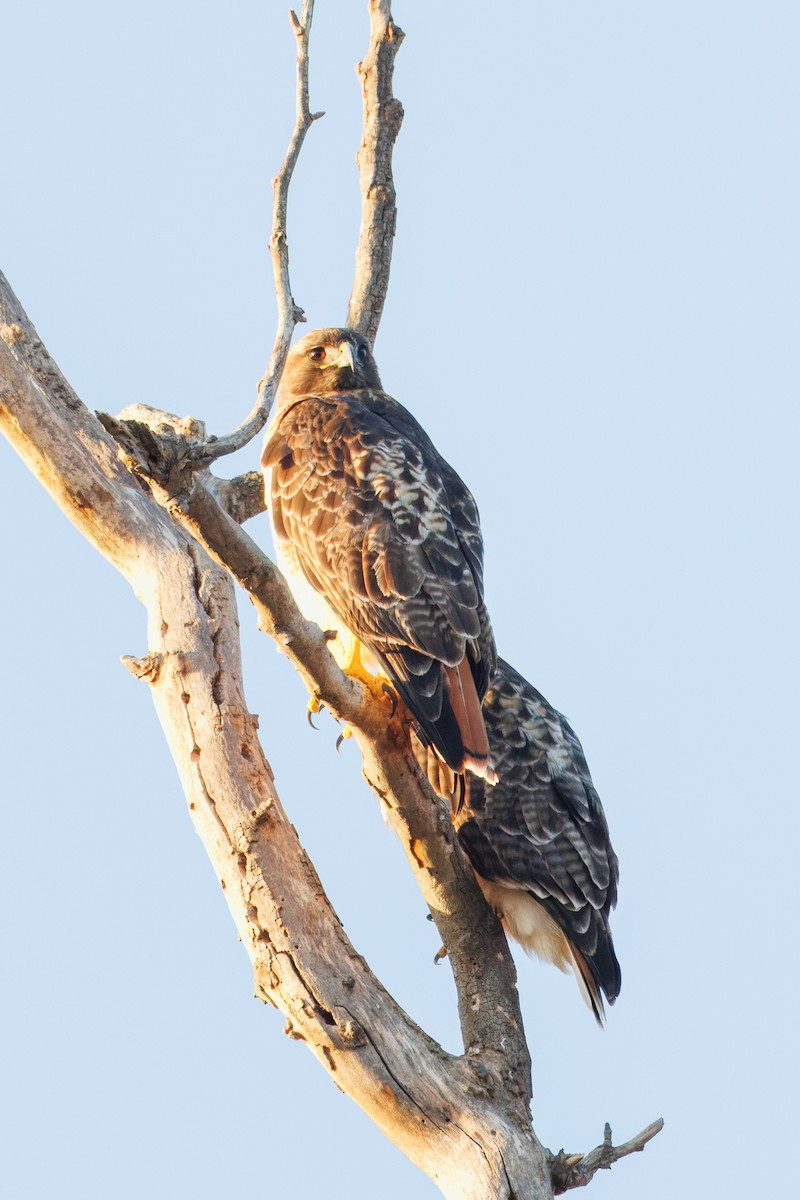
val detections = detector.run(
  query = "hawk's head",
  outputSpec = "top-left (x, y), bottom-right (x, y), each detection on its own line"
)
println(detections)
top-left (278, 328), bottom-right (382, 401)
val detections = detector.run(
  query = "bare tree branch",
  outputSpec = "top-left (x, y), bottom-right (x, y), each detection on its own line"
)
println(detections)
top-left (0, 273), bottom-right (545, 1199)
top-left (346, 0), bottom-right (405, 344)
top-left (549, 1119), bottom-right (665, 1194)
top-left (0, 4), bottom-right (662, 1196)
top-left (210, 469), bottom-right (266, 524)
top-left (196, 1), bottom-right (323, 464)
top-left (95, 398), bottom-right (533, 1097)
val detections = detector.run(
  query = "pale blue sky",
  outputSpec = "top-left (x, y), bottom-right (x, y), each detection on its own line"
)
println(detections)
top-left (2, 3), bottom-right (798, 1198)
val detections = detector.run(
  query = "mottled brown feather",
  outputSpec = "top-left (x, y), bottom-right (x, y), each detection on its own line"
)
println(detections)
top-left (263, 328), bottom-right (496, 783)
top-left (413, 656), bottom-right (620, 1022)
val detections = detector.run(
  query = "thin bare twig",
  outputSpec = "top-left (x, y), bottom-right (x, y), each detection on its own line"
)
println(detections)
top-left (549, 1118), bottom-right (665, 1194)
top-left (196, 2), bottom-right (323, 463)
top-left (346, 0), bottom-right (405, 345)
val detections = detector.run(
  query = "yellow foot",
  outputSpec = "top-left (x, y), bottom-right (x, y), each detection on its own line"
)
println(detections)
top-left (335, 726), bottom-right (354, 753)
top-left (307, 692), bottom-right (326, 729)
top-left (361, 674), bottom-right (398, 716)
top-left (340, 637), bottom-right (373, 684)
top-left (433, 944), bottom-right (448, 965)
top-left (338, 636), bottom-right (398, 713)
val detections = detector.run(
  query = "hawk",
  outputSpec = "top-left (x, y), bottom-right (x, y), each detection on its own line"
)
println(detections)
top-left (262, 327), bottom-right (497, 786)
top-left (414, 657), bottom-right (621, 1023)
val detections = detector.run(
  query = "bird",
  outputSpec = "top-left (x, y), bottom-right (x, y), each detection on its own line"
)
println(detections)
top-left (261, 327), bottom-right (497, 786)
top-left (413, 657), bottom-right (620, 1024)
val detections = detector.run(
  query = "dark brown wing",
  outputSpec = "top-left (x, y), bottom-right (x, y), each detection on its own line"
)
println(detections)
top-left (449, 658), bottom-right (621, 1005)
top-left (262, 391), bottom-right (496, 772)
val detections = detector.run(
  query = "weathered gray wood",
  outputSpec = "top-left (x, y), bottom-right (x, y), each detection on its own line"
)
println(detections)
top-left (0, 276), bottom-right (550, 1198)
top-left (346, 0), bottom-right (404, 345)
top-left (0, 2), bottom-right (663, 1194)
top-left (97, 398), bottom-right (534, 1097)
top-left (550, 1120), bottom-right (665, 1194)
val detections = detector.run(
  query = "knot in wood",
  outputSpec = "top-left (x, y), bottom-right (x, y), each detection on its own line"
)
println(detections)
top-left (332, 1008), bottom-right (368, 1049)
top-left (121, 651), bottom-right (163, 682)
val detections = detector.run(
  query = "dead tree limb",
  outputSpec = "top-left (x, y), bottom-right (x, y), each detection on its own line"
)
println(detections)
top-left (0, 0), bottom-right (538, 1170)
top-left (0, 2), bottom-right (663, 1196)
top-left (0, 272), bottom-right (545, 1198)
top-left (346, 0), bottom-right (405, 344)
top-left (96, 398), bottom-right (532, 1091)
top-left (550, 1118), bottom-right (665, 1194)
top-left (213, 1), bottom-right (405, 499)
top-left (210, 469), bottom-right (266, 524)
top-left (196, 1), bottom-right (323, 464)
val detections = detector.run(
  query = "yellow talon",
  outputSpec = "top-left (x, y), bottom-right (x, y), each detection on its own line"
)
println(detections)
top-left (307, 693), bottom-right (325, 728)
top-left (335, 727), bottom-right (354, 752)
top-left (336, 636), bottom-right (398, 713)
top-left (340, 637), bottom-right (370, 681)
top-left (320, 632), bottom-right (400, 718)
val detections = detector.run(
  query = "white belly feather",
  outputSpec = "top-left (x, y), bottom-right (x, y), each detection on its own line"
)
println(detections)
top-left (266, 471), bottom-right (378, 678)
top-left (474, 874), bottom-right (571, 971)
top-left (473, 873), bottom-right (600, 1017)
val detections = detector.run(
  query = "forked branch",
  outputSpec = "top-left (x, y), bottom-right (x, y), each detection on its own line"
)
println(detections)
top-left (200, 0), bottom-right (404, 466)
top-left (549, 1118), bottom-right (665, 1194)
top-left (0, 2), bottom-right (664, 1196)
top-left (0, 276), bottom-right (542, 1199)
top-left (95, 398), bottom-right (532, 1098)
top-left (200, 0), bottom-right (406, 506)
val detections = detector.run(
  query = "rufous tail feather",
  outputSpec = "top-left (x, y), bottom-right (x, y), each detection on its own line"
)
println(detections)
top-left (445, 661), bottom-right (496, 784)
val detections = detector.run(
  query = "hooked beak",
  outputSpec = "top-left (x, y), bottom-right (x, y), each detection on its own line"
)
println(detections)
top-left (335, 341), bottom-right (355, 371)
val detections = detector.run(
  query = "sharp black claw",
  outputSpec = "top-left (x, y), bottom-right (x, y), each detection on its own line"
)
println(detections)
top-left (307, 709), bottom-right (318, 729)
top-left (381, 681), bottom-right (397, 716)
top-left (335, 732), bottom-right (345, 753)
top-left (433, 945), bottom-right (448, 966)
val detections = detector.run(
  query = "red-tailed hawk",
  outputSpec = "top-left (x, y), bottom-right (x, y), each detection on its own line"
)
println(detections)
top-left (414, 657), bottom-right (620, 1024)
top-left (262, 327), bottom-right (497, 786)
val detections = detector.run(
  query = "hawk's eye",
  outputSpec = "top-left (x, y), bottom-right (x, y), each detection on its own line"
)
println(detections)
top-left (308, 347), bottom-right (326, 363)
top-left (357, 343), bottom-right (369, 362)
